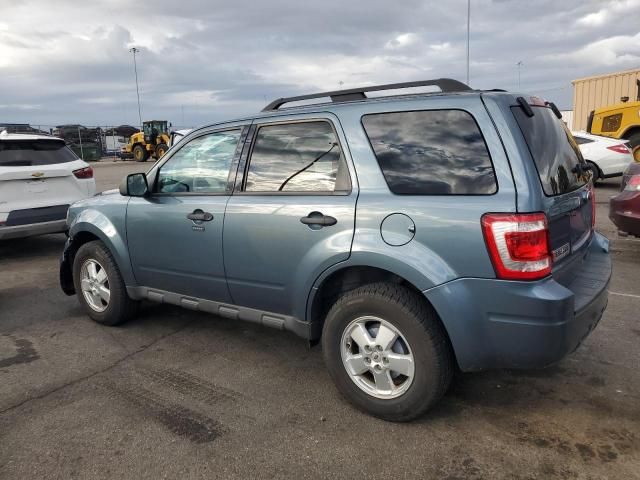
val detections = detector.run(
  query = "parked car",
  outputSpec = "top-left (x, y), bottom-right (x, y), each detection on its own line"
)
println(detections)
top-left (572, 131), bottom-right (633, 182)
top-left (60, 79), bottom-right (611, 421)
top-left (0, 131), bottom-right (96, 240)
top-left (609, 161), bottom-right (640, 237)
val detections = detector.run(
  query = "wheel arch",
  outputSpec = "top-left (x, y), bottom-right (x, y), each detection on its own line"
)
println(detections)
top-left (621, 126), bottom-right (640, 141)
top-left (306, 264), bottom-right (457, 366)
top-left (67, 212), bottom-right (136, 287)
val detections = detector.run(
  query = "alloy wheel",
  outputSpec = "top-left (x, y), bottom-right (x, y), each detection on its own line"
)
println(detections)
top-left (340, 316), bottom-right (415, 399)
top-left (80, 259), bottom-right (110, 312)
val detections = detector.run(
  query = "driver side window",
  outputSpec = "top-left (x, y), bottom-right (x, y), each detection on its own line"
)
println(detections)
top-left (157, 130), bottom-right (241, 194)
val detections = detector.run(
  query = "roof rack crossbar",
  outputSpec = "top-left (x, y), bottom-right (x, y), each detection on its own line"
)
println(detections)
top-left (262, 78), bottom-right (472, 111)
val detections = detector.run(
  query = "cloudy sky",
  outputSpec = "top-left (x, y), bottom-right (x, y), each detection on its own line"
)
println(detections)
top-left (1, 0), bottom-right (639, 129)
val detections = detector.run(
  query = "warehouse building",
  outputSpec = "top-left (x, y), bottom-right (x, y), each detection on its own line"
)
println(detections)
top-left (572, 68), bottom-right (640, 131)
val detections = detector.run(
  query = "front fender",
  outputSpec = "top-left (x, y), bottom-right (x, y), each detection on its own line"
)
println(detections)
top-left (68, 208), bottom-right (136, 286)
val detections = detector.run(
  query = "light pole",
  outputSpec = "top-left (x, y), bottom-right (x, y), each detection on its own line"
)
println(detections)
top-left (129, 47), bottom-right (142, 128)
top-left (466, 0), bottom-right (470, 85)
top-left (516, 60), bottom-right (523, 90)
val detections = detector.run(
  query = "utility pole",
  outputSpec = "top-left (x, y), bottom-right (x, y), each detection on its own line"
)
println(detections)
top-left (466, 0), bottom-right (470, 85)
top-left (77, 125), bottom-right (84, 160)
top-left (516, 60), bottom-right (523, 89)
top-left (129, 47), bottom-right (142, 129)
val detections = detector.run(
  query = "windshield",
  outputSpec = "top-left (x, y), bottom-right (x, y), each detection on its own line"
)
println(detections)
top-left (512, 106), bottom-right (589, 196)
top-left (0, 140), bottom-right (78, 166)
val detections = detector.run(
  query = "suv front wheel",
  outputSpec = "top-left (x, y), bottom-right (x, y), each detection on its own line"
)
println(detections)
top-left (322, 282), bottom-right (453, 422)
top-left (73, 240), bottom-right (139, 326)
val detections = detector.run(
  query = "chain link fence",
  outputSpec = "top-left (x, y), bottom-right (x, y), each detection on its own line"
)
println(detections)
top-left (0, 123), bottom-right (195, 162)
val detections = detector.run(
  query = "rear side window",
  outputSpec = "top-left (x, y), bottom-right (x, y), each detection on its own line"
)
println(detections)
top-left (512, 106), bottom-right (588, 196)
top-left (0, 140), bottom-right (78, 166)
top-left (245, 121), bottom-right (350, 193)
top-left (361, 110), bottom-right (497, 195)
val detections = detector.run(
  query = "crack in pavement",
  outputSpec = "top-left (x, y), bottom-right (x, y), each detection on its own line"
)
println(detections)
top-left (0, 321), bottom-right (193, 416)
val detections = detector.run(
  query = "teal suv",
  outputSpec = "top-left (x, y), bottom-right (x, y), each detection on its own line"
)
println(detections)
top-left (61, 79), bottom-right (611, 421)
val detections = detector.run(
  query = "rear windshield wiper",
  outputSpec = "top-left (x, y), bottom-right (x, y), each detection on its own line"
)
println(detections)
top-left (516, 97), bottom-right (534, 117)
top-left (545, 101), bottom-right (563, 119)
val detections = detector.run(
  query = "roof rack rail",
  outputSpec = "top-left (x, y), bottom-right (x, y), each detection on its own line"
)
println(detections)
top-left (262, 78), bottom-right (472, 111)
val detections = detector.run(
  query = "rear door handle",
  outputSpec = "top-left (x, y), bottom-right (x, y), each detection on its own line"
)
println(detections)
top-left (300, 211), bottom-right (337, 227)
top-left (187, 209), bottom-right (214, 222)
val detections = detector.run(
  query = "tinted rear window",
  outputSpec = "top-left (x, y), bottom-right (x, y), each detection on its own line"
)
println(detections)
top-left (245, 121), bottom-right (350, 193)
top-left (512, 106), bottom-right (588, 196)
top-left (361, 110), bottom-right (497, 195)
top-left (0, 140), bottom-right (78, 166)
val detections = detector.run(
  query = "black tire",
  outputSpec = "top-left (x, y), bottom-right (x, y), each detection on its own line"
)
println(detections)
top-left (321, 282), bottom-right (454, 422)
top-left (587, 161), bottom-right (601, 184)
top-left (627, 132), bottom-right (640, 163)
top-left (72, 240), bottom-right (139, 326)
top-left (133, 144), bottom-right (148, 162)
top-left (155, 143), bottom-right (168, 158)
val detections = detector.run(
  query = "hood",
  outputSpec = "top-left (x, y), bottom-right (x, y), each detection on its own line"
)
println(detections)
top-left (69, 188), bottom-right (128, 212)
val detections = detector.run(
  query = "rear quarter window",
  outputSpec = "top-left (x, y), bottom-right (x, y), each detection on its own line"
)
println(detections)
top-left (0, 140), bottom-right (78, 166)
top-left (361, 110), bottom-right (497, 195)
top-left (512, 106), bottom-right (588, 196)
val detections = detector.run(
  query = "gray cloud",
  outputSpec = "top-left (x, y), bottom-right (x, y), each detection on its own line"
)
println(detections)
top-left (1, 0), bottom-right (639, 128)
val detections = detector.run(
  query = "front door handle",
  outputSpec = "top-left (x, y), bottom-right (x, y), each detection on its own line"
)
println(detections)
top-left (300, 211), bottom-right (337, 227)
top-left (187, 209), bottom-right (214, 222)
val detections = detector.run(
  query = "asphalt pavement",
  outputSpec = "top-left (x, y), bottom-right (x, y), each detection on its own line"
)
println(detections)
top-left (0, 161), bottom-right (638, 479)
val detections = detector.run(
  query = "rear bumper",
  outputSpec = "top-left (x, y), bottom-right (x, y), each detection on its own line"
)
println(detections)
top-left (0, 219), bottom-right (67, 240)
top-left (609, 192), bottom-right (640, 236)
top-left (425, 233), bottom-right (611, 371)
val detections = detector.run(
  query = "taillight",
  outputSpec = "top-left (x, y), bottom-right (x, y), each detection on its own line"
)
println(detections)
top-left (606, 144), bottom-right (630, 154)
top-left (481, 213), bottom-right (552, 281)
top-left (73, 166), bottom-right (93, 179)
top-left (624, 175), bottom-right (640, 192)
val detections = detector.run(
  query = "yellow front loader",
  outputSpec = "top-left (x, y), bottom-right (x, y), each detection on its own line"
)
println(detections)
top-left (588, 79), bottom-right (640, 162)
top-left (121, 120), bottom-right (171, 162)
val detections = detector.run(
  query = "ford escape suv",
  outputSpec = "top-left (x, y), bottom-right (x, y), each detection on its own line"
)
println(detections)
top-left (60, 79), bottom-right (611, 421)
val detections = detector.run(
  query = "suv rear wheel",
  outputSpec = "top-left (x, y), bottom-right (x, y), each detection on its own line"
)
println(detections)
top-left (322, 282), bottom-right (453, 421)
top-left (73, 240), bottom-right (138, 326)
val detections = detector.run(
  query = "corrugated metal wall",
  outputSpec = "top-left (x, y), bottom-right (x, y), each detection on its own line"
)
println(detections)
top-left (572, 68), bottom-right (640, 131)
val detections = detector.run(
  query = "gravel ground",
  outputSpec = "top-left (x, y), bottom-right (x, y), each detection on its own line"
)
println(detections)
top-left (0, 162), bottom-right (638, 479)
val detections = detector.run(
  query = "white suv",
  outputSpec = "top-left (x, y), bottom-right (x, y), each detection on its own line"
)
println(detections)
top-left (0, 131), bottom-right (96, 240)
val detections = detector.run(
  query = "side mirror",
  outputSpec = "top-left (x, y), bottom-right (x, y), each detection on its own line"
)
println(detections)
top-left (119, 172), bottom-right (149, 197)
